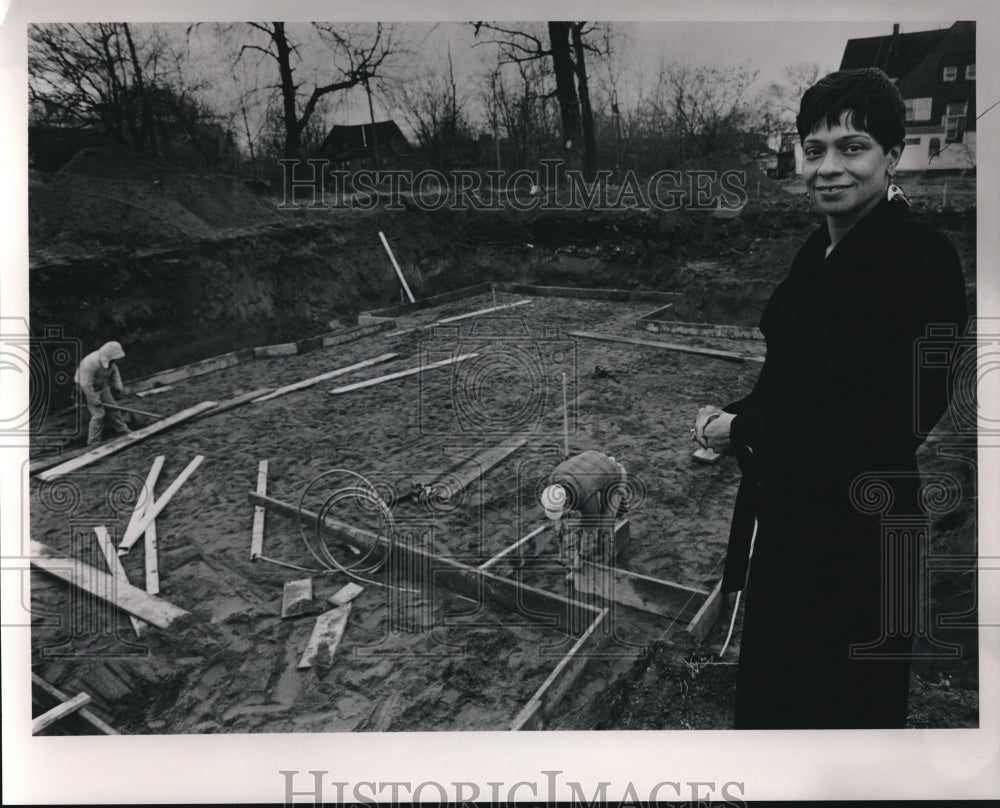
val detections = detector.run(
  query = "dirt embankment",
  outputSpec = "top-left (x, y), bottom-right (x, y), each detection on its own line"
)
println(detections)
top-left (29, 147), bottom-right (977, 412)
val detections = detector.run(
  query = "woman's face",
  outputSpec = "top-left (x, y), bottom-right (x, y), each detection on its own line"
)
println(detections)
top-left (802, 111), bottom-right (902, 224)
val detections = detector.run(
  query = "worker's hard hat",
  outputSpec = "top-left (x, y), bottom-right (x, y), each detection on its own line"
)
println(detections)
top-left (540, 484), bottom-right (567, 520)
top-left (98, 341), bottom-right (125, 367)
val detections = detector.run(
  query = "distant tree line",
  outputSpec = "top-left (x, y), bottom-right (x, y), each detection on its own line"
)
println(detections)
top-left (28, 21), bottom-right (823, 182)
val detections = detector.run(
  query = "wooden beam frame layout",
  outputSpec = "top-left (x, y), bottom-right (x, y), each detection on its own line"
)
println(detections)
top-left (568, 330), bottom-right (764, 363)
top-left (30, 540), bottom-right (189, 628)
top-left (33, 402), bottom-right (217, 479)
top-left (247, 492), bottom-right (602, 638)
top-left (31, 673), bottom-right (118, 735)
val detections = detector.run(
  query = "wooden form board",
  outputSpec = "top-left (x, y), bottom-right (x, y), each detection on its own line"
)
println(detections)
top-left (253, 353), bottom-right (399, 403)
top-left (571, 557), bottom-right (710, 623)
top-left (248, 492), bottom-right (602, 637)
top-left (94, 526), bottom-right (146, 636)
top-left (414, 438), bottom-right (527, 502)
top-left (253, 342), bottom-right (298, 359)
top-left (636, 310), bottom-right (764, 341)
top-left (326, 353), bottom-right (477, 396)
top-left (686, 577), bottom-right (725, 643)
top-left (119, 455), bottom-right (204, 551)
top-left (31, 673), bottom-right (118, 735)
top-left (568, 330), bottom-right (765, 363)
top-left (30, 540), bottom-right (189, 628)
top-left (33, 402), bottom-right (217, 479)
top-left (32, 692), bottom-right (92, 735)
top-left (494, 283), bottom-right (681, 304)
top-left (123, 456), bottom-right (164, 547)
top-left (478, 524), bottom-right (550, 570)
top-left (130, 350), bottom-right (251, 393)
top-left (250, 459), bottom-right (268, 559)
top-left (510, 608), bottom-right (615, 731)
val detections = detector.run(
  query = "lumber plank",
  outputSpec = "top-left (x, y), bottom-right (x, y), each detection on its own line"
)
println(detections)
top-left (433, 299), bottom-right (533, 324)
top-left (567, 330), bottom-right (764, 363)
top-left (144, 518), bottom-right (159, 595)
top-left (357, 282), bottom-right (490, 319)
top-left (510, 609), bottom-right (613, 730)
top-left (636, 316), bottom-right (763, 341)
top-left (298, 604), bottom-right (351, 668)
top-left (253, 342), bottom-right (298, 359)
top-left (326, 352), bottom-right (478, 395)
top-left (32, 692), bottom-right (92, 735)
top-left (254, 353), bottom-right (399, 402)
top-left (192, 387), bottom-right (272, 420)
top-left (250, 459), bottom-right (268, 560)
top-left (94, 526), bottom-right (147, 635)
top-left (34, 402), bottom-right (217, 480)
top-left (478, 524), bottom-right (549, 570)
top-left (31, 673), bottom-right (118, 735)
top-left (119, 456), bottom-right (204, 551)
top-left (494, 283), bottom-right (681, 304)
top-left (420, 438), bottom-right (527, 503)
top-left (571, 559), bottom-right (709, 623)
top-left (320, 320), bottom-right (394, 348)
top-left (129, 350), bottom-right (250, 392)
top-left (123, 456), bottom-right (164, 547)
top-left (249, 492), bottom-right (601, 636)
top-left (686, 577), bottom-right (725, 643)
top-left (379, 230), bottom-right (416, 303)
top-left (30, 540), bottom-right (189, 628)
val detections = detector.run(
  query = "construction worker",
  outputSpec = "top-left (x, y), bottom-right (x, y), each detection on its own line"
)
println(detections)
top-left (540, 450), bottom-right (628, 568)
top-left (75, 341), bottom-right (131, 445)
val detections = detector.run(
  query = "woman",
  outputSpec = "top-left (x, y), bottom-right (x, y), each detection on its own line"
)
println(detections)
top-left (694, 68), bottom-right (968, 728)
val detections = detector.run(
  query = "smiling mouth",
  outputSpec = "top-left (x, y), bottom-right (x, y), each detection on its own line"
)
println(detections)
top-left (816, 185), bottom-right (852, 192)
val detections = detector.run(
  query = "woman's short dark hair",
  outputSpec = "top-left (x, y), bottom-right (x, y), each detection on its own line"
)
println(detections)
top-left (796, 67), bottom-right (907, 152)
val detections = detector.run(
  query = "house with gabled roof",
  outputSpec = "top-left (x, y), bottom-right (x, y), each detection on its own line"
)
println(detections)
top-left (840, 21), bottom-right (976, 171)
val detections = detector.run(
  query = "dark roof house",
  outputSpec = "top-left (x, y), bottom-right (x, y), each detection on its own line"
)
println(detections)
top-left (840, 21), bottom-right (976, 170)
top-left (320, 120), bottom-right (411, 168)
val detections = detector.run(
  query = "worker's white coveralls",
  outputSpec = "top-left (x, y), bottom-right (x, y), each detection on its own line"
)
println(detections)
top-left (74, 341), bottom-right (129, 445)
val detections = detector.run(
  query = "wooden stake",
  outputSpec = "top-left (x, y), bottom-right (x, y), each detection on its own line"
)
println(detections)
top-left (30, 540), bottom-right (189, 628)
top-left (119, 456), bottom-right (204, 552)
top-left (327, 353), bottom-right (477, 396)
top-left (379, 230), bottom-right (415, 303)
top-left (93, 526), bottom-right (146, 636)
top-left (32, 692), bottom-right (92, 735)
top-left (253, 353), bottom-right (399, 403)
top-left (35, 402), bottom-right (217, 480)
top-left (250, 460), bottom-right (268, 560)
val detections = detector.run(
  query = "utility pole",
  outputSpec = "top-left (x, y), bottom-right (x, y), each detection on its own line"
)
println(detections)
top-left (363, 71), bottom-right (381, 171)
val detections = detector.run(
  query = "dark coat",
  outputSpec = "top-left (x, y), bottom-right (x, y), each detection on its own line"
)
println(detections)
top-left (721, 197), bottom-right (968, 729)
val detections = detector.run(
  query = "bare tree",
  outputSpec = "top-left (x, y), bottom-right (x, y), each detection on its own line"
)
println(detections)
top-left (229, 22), bottom-right (398, 159)
top-left (473, 21), bottom-right (606, 177)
